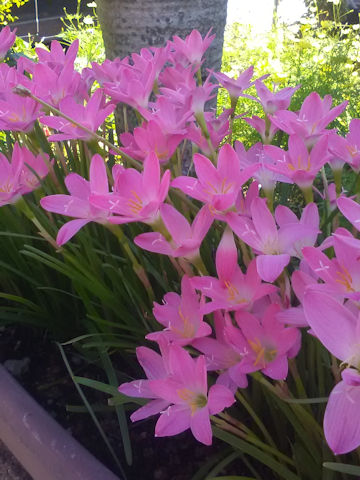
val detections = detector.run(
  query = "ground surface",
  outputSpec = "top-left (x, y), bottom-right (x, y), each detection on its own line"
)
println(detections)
top-left (1, 325), bottom-right (248, 480)
top-left (0, 441), bottom-right (31, 480)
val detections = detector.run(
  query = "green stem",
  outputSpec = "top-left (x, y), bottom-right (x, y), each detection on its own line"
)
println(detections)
top-left (301, 186), bottom-right (314, 204)
top-left (106, 224), bottom-right (154, 302)
top-left (235, 390), bottom-right (277, 449)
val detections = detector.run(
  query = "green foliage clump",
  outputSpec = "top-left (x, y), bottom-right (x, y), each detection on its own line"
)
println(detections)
top-left (219, 18), bottom-right (360, 146)
top-left (0, 0), bottom-right (29, 25)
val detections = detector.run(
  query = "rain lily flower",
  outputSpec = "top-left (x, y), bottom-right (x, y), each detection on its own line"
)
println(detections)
top-left (40, 154), bottom-right (111, 245)
top-left (0, 143), bottom-right (49, 206)
top-left (243, 115), bottom-right (279, 144)
top-left (35, 39), bottom-right (79, 74)
top-left (0, 91), bottom-right (41, 132)
top-left (302, 232), bottom-right (360, 301)
top-left (212, 66), bottom-right (268, 100)
top-left (0, 26), bottom-right (16, 60)
top-left (170, 29), bottom-right (215, 68)
top-left (146, 275), bottom-right (212, 346)
top-left (254, 80), bottom-right (300, 115)
top-left (271, 92), bottom-right (347, 148)
top-left (120, 119), bottom-right (185, 164)
top-left (229, 304), bottom-right (300, 380)
top-left (227, 198), bottom-right (319, 282)
top-left (193, 311), bottom-right (249, 392)
top-left (31, 61), bottom-right (87, 107)
top-left (40, 89), bottom-right (114, 142)
top-left (337, 196), bottom-right (360, 231)
top-left (191, 227), bottom-right (276, 313)
top-left (0, 144), bottom-right (27, 206)
top-left (118, 340), bottom-right (172, 422)
top-left (328, 119), bottom-right (360, 172)
top-left (264, 134), bottom-right (329, 190)
top-left (303, 290), bottom-right (360, 454)
top-left (134, 203), bottom-right (213, 260)
top-left (90, 152), bottom-right (170, 226)
top-left (187, 109), bottom-right (232, 155)
top-left (172, 143), bottom-right (259, 219)
top-left (235, 141), bottom-right (291, 193)
top-left (103, 62), bottom-right (156, 110)
top-left (148, 344), bottom-right (235, 445)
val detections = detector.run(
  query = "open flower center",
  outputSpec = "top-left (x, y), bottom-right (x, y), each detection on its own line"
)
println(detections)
top-left (127, 189), bottom-right (143, 214)
top-left (177, 388), bottom-right (207, 414)
top-left (249, 337), bottom-right (277, 368)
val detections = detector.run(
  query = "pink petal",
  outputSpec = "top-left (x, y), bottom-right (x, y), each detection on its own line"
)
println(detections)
top-left (131, 399), bottom-right (170, 422)
top-left (65, 173), bottom-right (90, 199)
top-left (337, 197), bottom-right (360, 231)
top-left (134, 232), bottom-right (173, 255)
top-left (56, 219), bottom-right (91, 245)
top-left (251, 197), bottom-right (277, 241)
top-left (303, 290), bottom-right (356, 361)
top-left (256, 254), bottom-right (290, 282)
top-left (90, 154), bottom-right (108, 194)
top-left (208, 384), bottom-right (235, 415)
top-left (190, 407), bottom-right (212, 445)
top-left (160, 203), bottom-right (191, 243)
top-left (216, 227), bottom-right (238, 281)
top-left (40, 194), bottom-right (90, 218)
top-left (155, 404), bottom-right (191, 437)
top-left (136, 346), bottom-right (167, 380)
top-left (324, 379), bottom-right (360, 455)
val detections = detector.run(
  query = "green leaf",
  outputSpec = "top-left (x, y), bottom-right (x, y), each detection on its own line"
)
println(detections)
top-left (72, 376), bottom-right (119, 396)
top-left (323, 462), bottom-right (360, 476)
top-left (213, 427), bottom-right (300, 480)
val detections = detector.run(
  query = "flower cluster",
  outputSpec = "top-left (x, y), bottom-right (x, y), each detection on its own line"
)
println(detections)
top-left (1, 25), bottom-right (360, 455)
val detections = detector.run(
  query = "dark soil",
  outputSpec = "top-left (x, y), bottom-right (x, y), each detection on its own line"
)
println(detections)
top-left (0, 325), bottom-right (245, 480)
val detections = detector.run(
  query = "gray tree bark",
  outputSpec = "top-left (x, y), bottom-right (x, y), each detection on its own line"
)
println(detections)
top-left (97, 0), bottom-right (228, 75)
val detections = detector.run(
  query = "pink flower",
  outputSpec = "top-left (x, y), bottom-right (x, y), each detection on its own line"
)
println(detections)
top-left (172, 143), bottom-right (259, 219)
top-left (104, 62), bottom-right (156, 110)
top-left (40, 154), bottom-right (111, 245)
top-left (302, 232), bottom-right (360, 301)
top-left (170, 29), bottom-right (215, 68)
top-left (0, 92), bottom-right (41, 132)
top-left (193, 311), bottom-right (249, 392)
top-left (264, 134), bottom-right (329, 189)
top-left (0, 143), bottom-right (49, 206)
top-left (118, 341), bottom-right (172, 422)
top-left (31, 62), bottom-right (87, 107)
top-left (243, 115), bottom-right (279, 144)
top-left (303, 290), bottom-right (360, 454)
top-left (40, 89), bottom-right (114, 142)
top-left (16, 145), bottom-right (50, 195)
top-left (227, 198), bottom-right (319, 281)
top-left (120, 119), bottom-right (185, 164)
top-left (0, 26), bottom-right (16, 60)
top-left (271, 92), bottom-right (348, 148)
top-left (35, 39), bottom-right (79, 74)
top-left (134, 204), bottom-right (213, 260)
top-left (337, 196), bottom-right (360, 232)
top-left (191, 227), bottom-right (276, 313)
top-left (187, 109), bottom-right (232, 155)
top-left (146, 275), bottom-right (212, 346)
top-left (230, 304), bottom-right (300, 380)
top-left (149, 344), bottom-right (235, 445)
top-left (0, 144), bottom-right (25, 206)
top-left (212, 66), bottom-right (267, 99)
top-left (90, 152), bottom-right (170, 226)
top-left (254, 80), bottom-right (300, 115)
top-left (235, 142), bottom-right (291, 192)
top-left (328, 119), bottom-right (360, 172)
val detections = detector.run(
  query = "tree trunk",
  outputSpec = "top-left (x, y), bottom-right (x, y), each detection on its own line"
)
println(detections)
top-left (97, 0), bottom-right (228, 74)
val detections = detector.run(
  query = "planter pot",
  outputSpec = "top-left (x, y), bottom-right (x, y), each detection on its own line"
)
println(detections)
top-left (0, 364), bottom-right (121, 480)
